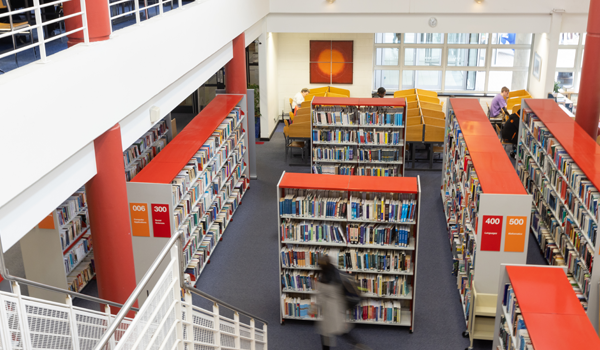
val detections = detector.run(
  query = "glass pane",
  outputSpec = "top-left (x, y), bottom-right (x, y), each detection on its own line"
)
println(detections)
top-left (415, 71), bottom-right (442, 90)
top-left (488, 71), bottom-right (513, 91)
top-left (374, 70), bottom-right (400, 90)
top-left (404, 48), bottom-right (442, 66)
top-left (375, 48), bottom-right (399, 66)
top-left (559, 33), bottom-right (580, 45)
top-left (402, 71), bottom-right (415, 89)
top-left (555, 71), bottom-right (574, 89)
top-left (583, 33), bottom-right (587, 45)
top-left (447, 49), bottom-right (486, 67)
top-left (445, 71), bottom-right (486, 91)
top-left (557, 49), bottom-right (576, 68)
top-left (447, 33), bottom-right (488, 44)
top-left (375, 33), bottom-right (401, 44)
top-left (404, 33), bottom-right (444, 44)
top-left (491, 49), bottom-right (530, 67)
top-left (491, 33), bottom-right (532, 45)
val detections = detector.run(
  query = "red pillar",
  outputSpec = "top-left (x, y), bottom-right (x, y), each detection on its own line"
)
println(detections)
top-left (225, 33), bottom-right (247, 94)
top-left (63, 0), bottom-right (111, 47)
top-left (575, 0), bottom-right (600, 139)
top-left (86, 125), bottom-right (137, 315)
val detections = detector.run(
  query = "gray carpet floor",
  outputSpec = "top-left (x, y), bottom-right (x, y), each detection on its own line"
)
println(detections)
top-left (0, 122), bottom-right (547, 350)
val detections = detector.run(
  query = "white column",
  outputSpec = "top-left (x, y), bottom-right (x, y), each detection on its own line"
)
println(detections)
top-left (544, 12), bottom-right (563, 95)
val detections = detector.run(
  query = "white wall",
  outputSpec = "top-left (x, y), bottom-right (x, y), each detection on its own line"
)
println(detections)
top-left (258, 31), bottom-right (280, 138)
top-left (529, 33), bottom-right (550, 98)
top-left (276, 33), bottom-right (374, 114)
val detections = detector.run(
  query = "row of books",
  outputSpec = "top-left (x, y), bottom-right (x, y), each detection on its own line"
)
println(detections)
top-left (313, 110), bottom-right (404, 127)
top-left (125, 137), bottom-right (167, 181)
top-left (280, 191), bottom-right (348, 219)
top-left (518, 157), bottom-right (595, 274)
top-left (279, 221), bottom-right (413, 247)
top-left (184, 177), bottom-right (247, 283)
top-left (59, 211), bottom-right (89, 252)
top-left (56, 189), bottom-right (87, 227)
top-left (67, 255), bottom-right (94, 293)
top-left (350, 196), bottom-right (417, 223)
top-left (123, 119), bottom-right (169, 168)
top-left (313, 164), bottom-right (401, 177)
top-left (280, 246), bottom-right (412, 273)
top-left (171, 109), bottom-right (242, 205)
top-left (313, 146), bottom-right (354, 161)
top-left (356, 129), bottom-right (402, 145)
top-left (499, 284), bottom-right (532, 350)
top-left (64, 233), bottom-right (92, 275)
top-left (520, 122), bottom-right (598, 247)
top-left (356, 149), bottom-right (400, 162)
top-left (280, 294), bottom-right (316, 319)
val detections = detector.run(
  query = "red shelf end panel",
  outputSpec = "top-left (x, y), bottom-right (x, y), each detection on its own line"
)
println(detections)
top-left (348, 175), bottom-right (418, 193)
top-left (279, 173), bottom-right (350, 191)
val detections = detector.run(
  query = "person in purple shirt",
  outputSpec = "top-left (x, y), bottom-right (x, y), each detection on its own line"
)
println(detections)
top-left (490, 86), bottom-right (510, 119)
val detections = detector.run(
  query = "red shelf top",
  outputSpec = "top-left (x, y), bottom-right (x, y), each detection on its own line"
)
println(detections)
top-left (450, 98), bottom-right (526, 195)
top-left (312, 97), bottom-right (405, 107)
top-left (527, 99), bottom-right (600, 192)
top-left (348, 176), bottom-right (418, 193)
top-left (505, 266), bottom-right (600, 350)
top-left (279, 173), bottom-right (350, 191)
top-left (278, 173), bottom-right (418, 193)
top-left (132, 95), bottom-right (243, 184)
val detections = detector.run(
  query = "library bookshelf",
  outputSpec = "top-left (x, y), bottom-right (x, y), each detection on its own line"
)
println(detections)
top-left (493, 264), bottom-right (600, 350)
top-left (277, 172), bottom-right (421, 331)
top-left (21, 187), bottom-right (95, 303)
top-left (127, 94), bottom-right (249, 305)
top-left (440, 99), bottom-right (533, 347)
top-left (515, 99), bottom-right (600, 331)
top-left (310, 97), bottom-right (407, 177)
top-left (123, 117), bottom-right (171, 182)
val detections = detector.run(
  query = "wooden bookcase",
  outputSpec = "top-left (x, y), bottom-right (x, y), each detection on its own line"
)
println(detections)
top-left (277, 172), bottom-right (420, 331)
top-left (310, 97), bottom-right (407, 177)
top-left (493, 264), bottom-right (600, 350)
top-left (515, 99), bottom-right (600, 332)
top-left (21, 187), bottom-right (94, 303)
top-left (440, 99), bottom-right (533, 346)
top-left (127, 94), bottom-right (250, 305)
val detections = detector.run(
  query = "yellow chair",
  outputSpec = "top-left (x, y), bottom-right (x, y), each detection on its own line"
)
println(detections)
top-left (407, 108), bottom-right (421, 118)
top-left (329, 87), bottom-right (350, 96)
top-left (407, 101), bottom-right (419, 109)
top-left (402, 94), bottom-right (418, 102)
top-left (394, 89), bottom-right (417, 98)
top-left (508, 89), bottom-right (529, 98)
top-left (424, 117), bottom-right (445, 128)
top-left (507, 95), bottom-right (530, 112)
top-left (283, 120), bottom-right (309, 160)
top-left (407, 116), bottom-right (424, 127)
top-left (416, 89), bottom-right (438, 97)
top-left (300, 100), bottom-right (312, 109)
top-left (289, 98), bottom-right (294, 110)
top-left (0, 2), bottom-right (36, 67)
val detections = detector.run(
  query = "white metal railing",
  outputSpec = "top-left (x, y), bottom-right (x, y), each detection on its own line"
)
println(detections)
top-left (0, 282), bottom-right (133, 350)
top-left (107, 0), bottom-right (180, 31)
top-left (0, 0), bottom-right (89, 64)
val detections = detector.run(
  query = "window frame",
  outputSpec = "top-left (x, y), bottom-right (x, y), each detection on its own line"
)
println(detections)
top-left (373, 33), bottom-right (533, 94)
top-left (555, 33), bottom-right (585, 92)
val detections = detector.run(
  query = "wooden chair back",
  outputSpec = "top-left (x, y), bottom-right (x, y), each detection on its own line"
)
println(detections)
top-left (418, 95), bottom-right (440, 104)
top-left (325, 92), bottom-right (348, 98)
top-left (287, 122), bottom-right (311, 138)
top-left (407, 108), bottom-right (421, 118)
top-left (424, 125), bottom-right (445, 142)
top-left (508, 89), bottom-right (529, 98)
top-left (424, 117), bottom-right (445, 128)
top-left (329, 87), bottom-right (350, 96)
top-left (407, 101), bottom-right (418, 109)
top-left (507, 95), bottom-right (530, 110)
top-left (419, 101), bottom-right (443, 111)
top-left (407, 125), bottom-right (424, 142)
top-left (421, 108), bottom-right (445, 119)
top-left (309, 87), bottom-right (329, 94)
top-left (407, 116), bottom-right (423, 127)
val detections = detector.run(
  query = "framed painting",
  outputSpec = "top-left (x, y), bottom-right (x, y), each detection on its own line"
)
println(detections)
top-left (310, 40), bottom-right (353, 84)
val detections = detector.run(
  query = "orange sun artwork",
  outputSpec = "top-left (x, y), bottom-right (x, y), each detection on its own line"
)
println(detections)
top-left (310, 41), bottom-right (353, 84)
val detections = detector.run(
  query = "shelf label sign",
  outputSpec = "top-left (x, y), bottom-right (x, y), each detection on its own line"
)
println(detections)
top-left (151, 204), bottom-right (171, 238)
top-left (481, 215), bottom-right (503, 251)
top-left (38, 212), bottom-right (55, 230)
top-left (504, 216), bottom-right (527, 252)
top-left (130, 203), bottom-right (150, 237)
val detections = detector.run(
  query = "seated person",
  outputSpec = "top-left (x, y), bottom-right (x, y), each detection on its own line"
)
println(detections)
top-left (490, 86), bottom-right (510, 119)
top-left (375, 87), bottom-right (386, 98)
top-left (502, 111), bottom-right (520, 158)
top-left (292, 88), bottom-right (310, 113)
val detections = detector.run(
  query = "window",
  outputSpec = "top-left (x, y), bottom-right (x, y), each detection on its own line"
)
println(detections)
top-left (555, 33), bottom-right (585, 91)
top-left (374, 32), bottom-right (532, 93)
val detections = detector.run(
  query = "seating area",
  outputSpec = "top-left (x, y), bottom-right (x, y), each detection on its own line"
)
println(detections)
top-left (394, 88), bottom-right (446, 168)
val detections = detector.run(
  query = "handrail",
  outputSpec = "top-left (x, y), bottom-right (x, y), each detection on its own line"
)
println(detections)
top-left (93, 230), bottom-right (182, 350)
top-left (186, 285), bottom-right (269, 325)
top-left (0, 235), bottom-right (139, 312)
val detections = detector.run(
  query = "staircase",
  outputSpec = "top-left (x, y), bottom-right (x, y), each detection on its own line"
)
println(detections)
top-left (0, 233), bottom-right (267, 350)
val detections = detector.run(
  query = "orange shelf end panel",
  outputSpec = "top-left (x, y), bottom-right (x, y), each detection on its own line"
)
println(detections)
top-left (348, 175), bottom-right (418, 194)
top-left (279, 173), bottom-right (350, 191)
top-left (312, 97), bottom-right (362, 106)
top-left (357, 98), bottom-right (406, 107)
top-left (524, 314), bottom-right (600, 350)
top-left (131, 94), bottom-right (244, 184)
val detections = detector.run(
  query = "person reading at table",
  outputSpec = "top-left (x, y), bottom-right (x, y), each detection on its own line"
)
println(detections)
top-left (490, 86), bottom-right (510, 119)
top-left (292, 88), bottom-right (310, 113)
